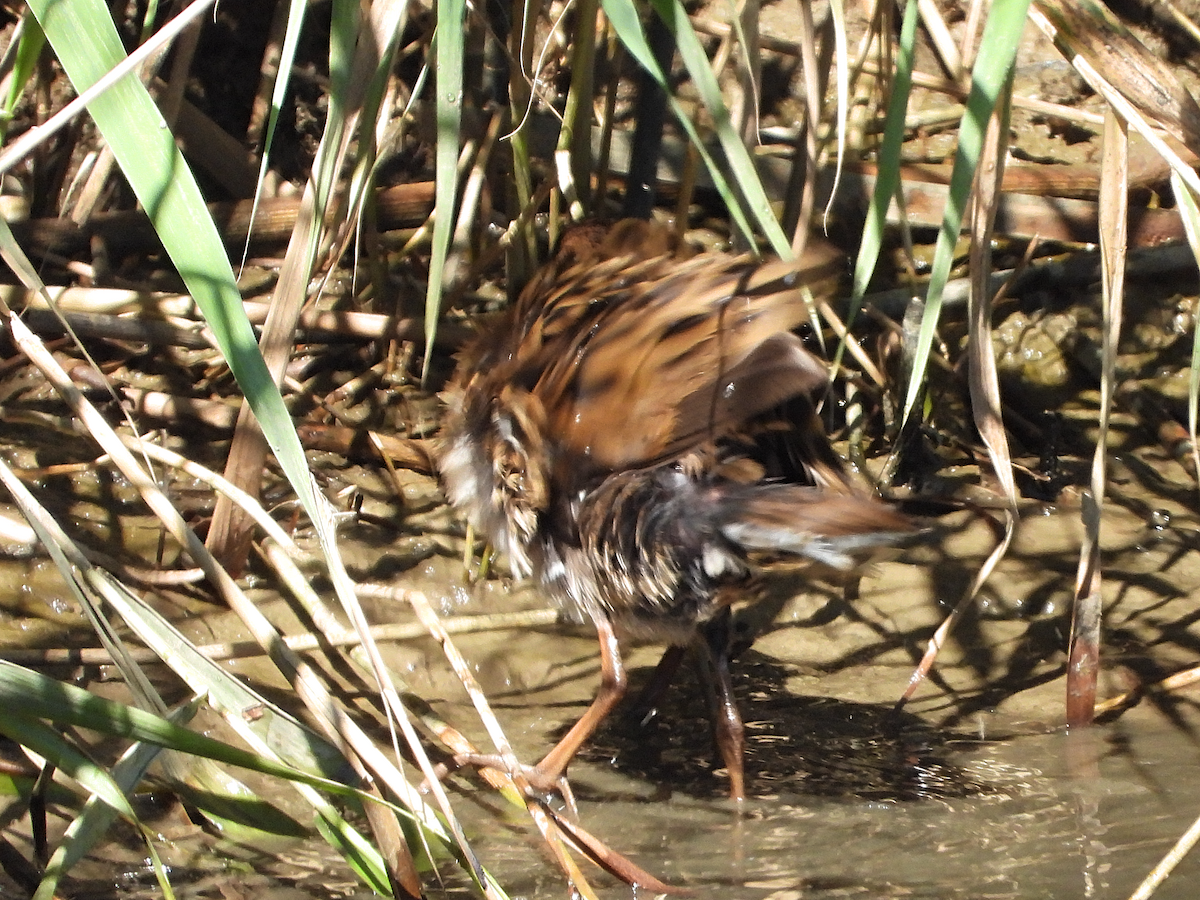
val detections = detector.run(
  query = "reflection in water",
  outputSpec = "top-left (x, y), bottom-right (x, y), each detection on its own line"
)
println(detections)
top-left (511, 658), bottom-right (1200, 900)
top-left (580, 653), bottom-right (997, 803)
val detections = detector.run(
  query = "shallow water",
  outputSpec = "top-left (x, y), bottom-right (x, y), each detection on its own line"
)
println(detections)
top-left (9, 707), bottom-right (1199, 899)
top-left (5, 436), bottom-right (1200, 898)
top-left (450, 708), bottom-right (1200, 899)
top-left (398, 455), bottom-right (1200, 899)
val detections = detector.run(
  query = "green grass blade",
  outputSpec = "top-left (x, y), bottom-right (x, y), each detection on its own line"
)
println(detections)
top-left (2, 710), bottom-right (172, 900)
top-left (240, 0), bottom-right (308, 267)
top-left (314, 808), bottom-right (395, 894)
top-left (423, 0), bottom-right (467, 383)
top-left (0, 660), bottom-right (354, 795)
top-left (26, 0), bottom-right (314, 508)
top-left (0, 660), bottom-right (431, 888)
top-left (848, 0), bottom-right (920, 314)
top-left (41, 701), bottom-right (198, 898)
top-left (602, 0), bottom-right (757, 249)
top-left (0, 711), bottom-right (138, 822)
top-left (559, 0), bottom-right (600, 213)
top-left (648, 0), bottom-right (790, 256)
top-left (896, 0), bottom-right (1032, 429)
top-left (1, 11), bottom-right (45, 127)
top-left (94, 564), bottom-right (354, 782)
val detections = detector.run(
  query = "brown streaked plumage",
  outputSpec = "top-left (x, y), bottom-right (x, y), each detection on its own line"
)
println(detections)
top-left (439, 219), bottom-right (912, 803)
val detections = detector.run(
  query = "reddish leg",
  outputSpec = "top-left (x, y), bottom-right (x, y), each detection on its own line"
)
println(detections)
top-left (534, 614), bottom-right (628, 786)
top-left (458, 615), bottom-right (627, 808)
top-left (697, 610), bottom-right (747, 805)
top-left (628, 643), bottom-right (687, 725)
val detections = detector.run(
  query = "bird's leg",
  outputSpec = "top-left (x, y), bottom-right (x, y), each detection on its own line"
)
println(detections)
top-left (628, 643), bottom-right (687, 726)
top-left (533, 614), bottom-right (628, 786)
top-left (697, 609), bottom-right (747, 806)
top-left (455, 615), bottom-right (627, 811)
top-left (631, 613), bottom-right (750, 804)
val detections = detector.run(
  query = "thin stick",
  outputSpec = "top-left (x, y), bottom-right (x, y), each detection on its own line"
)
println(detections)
top-left (1127, 812), bottom-right (1200, 900)
top-left (0, 0), bottom-right (218, 178)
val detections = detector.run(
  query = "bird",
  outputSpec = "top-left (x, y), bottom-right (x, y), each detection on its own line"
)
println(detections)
top-left (438, 218), bottom-right (913, 805)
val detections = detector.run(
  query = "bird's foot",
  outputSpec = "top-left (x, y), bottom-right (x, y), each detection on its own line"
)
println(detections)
top-left (453, 751), bottom-right (578, 816)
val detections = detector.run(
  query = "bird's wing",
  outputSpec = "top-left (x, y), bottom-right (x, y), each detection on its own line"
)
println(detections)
top-left (515, 227), bottom-right (844, 470)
